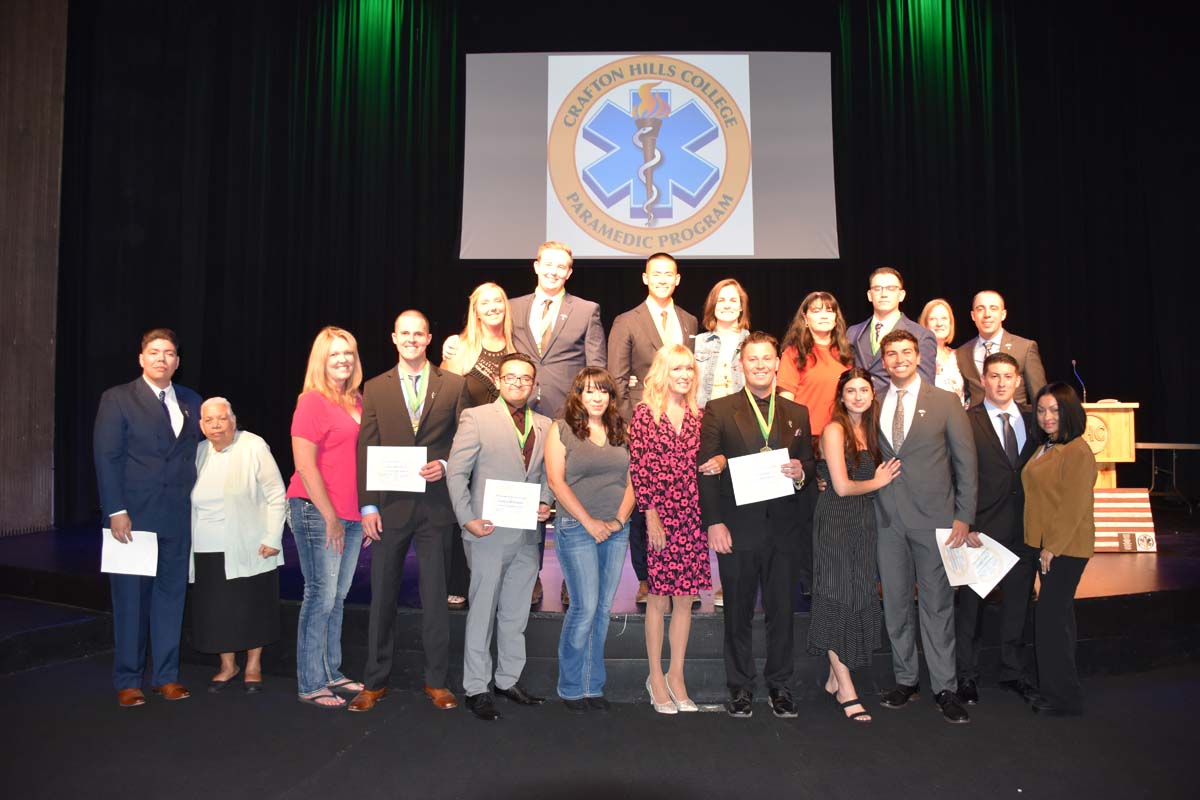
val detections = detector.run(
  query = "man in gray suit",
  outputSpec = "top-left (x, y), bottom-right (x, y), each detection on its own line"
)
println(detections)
top-left (607, 252), bottom-right (699, 603)
top-left (509, 241), bottom-right (607, 419)
top-left (845, 267), bottom-right (938, 393)
top-left (446, 353), bottom-right (553, 720)
top-left (874, 329), bottom-right (978, 723)
top-left (955, 290), bottom-right (1047, 408)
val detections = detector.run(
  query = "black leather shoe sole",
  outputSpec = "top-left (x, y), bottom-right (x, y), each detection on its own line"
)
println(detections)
top-left (880, 688), bottom-right (920, 708)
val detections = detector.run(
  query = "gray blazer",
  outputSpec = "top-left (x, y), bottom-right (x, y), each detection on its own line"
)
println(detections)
top-left (510, 292), bottom-right (607, 419)
top-left (446, 398), bottom-right (554, 547)
top-left (955, 331), bottom-right (1047, 408)
top-left (607, 302), bottom-right (699, 420)
top-left (876, 379), bottom-right (978, 530)
top-left (845, 313), bottom-right (938, 393)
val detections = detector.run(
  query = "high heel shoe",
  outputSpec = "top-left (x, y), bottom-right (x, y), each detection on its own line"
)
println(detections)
top-left (646, 678), bottom-right (678, 715)
top-left (665, 680), bottom-right (698, 712)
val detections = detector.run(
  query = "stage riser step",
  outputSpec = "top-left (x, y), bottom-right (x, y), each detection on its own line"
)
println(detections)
top-left (0, 618), bottom-right (113, 676)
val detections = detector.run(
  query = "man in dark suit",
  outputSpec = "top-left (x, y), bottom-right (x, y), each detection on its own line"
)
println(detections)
top-left (955, 352), bottom-right (1040, 705)
top-left (509, 241), bottom-right (606, 603)
top-left (955, 290), bottom-right (1046, 408)
top-left (698, 332), bottom-right (815, 719)
top-left (607, 252), bottom-right (699, 603)
top-left (93, 328), bottom-right (203, 707)
top-left (350, 310), bottom-right (468, 712)
top-left (845, 266), bottom-right (937, 392)
top-left (874, 329), bottom-right (977, 723)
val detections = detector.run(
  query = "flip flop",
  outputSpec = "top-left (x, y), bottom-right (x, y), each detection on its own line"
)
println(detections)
top-left (298, 689), bottom-right (346, 709)
top-left (327, 678), bottom-right (364, 695)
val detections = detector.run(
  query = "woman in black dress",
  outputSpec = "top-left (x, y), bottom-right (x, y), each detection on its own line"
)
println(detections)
top-left (807, 368), bottom-right (900, 722)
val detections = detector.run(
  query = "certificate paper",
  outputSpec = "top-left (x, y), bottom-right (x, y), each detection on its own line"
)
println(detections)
top-left (366, 446), bottom-right (427, 492)
top-left (482, 479), bottom-right (541, 530)
top-left (936, 528), bottom-right (979, 586)
top-left (101, 530), bottom-right (158, 576)
top-left (965, 533), bottom-right (1019, 598)
top-left (728, 448), bottom-right (794, 506)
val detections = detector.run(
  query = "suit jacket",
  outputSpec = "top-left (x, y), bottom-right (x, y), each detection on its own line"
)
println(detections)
top-left (697, 389), bottom-right (816, 550)
top-left (968, 404), bottom-right (1036, 546)
top-left (955, 331), bottom-right (1047, 408)
top-left (357, 364), bottom-right (468, 528)
top-left (93, 378), bottom-right (203, 535)
top-left (846, 313), bottom-right (938, 393)
top-left (607, 302), bottom-right (699, 420)
top-left (446, 398), bottom-right (554, 547)
top-left (875, 380), bottom-right (977, 530)
top-left (510, 292), bottom-right (606, 418)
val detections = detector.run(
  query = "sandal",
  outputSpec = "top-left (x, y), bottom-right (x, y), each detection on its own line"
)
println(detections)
top-left (327, 678), bottom-right (364, 695)
top-left (298, 689), bottom-right (346, 709)
top-left (838, 696), bottom-right (872, 722)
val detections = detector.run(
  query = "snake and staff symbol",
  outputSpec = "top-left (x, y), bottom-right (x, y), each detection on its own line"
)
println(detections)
top-left (632, 83), bottom-right (670, 226)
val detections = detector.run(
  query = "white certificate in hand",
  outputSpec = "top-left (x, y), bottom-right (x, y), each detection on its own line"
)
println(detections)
top-left (101, 529), bottom-right (158, 576)
top-left (481, 479), bottom-right (541, 531)
top-left (936, 528), bottom-right (979, 586)
top-left (728, 448), bottom-right (795, 506)
top-left (366, 446), bottom-right (427, 492)
top-left (965, 533), bottom-right (1019, 598)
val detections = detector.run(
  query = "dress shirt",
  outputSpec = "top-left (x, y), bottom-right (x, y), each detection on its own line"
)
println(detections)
top-left (982, 398), bottom-right (1027, 452)
top-left (644, 298), bottom-right (683, 346)
top-left (974, 330), bottom-right (1004, 377)
top-left (530, 288), bottom-right (566, 342)
top-left (880, 376), bottom-right (921, 449)
top-left (870, 310), bottom-right (902, 352)
top-left (143, 376), bottom-right (184, 436)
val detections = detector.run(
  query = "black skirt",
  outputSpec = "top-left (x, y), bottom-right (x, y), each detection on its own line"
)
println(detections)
top-left (191, 552), bottom-right (281, 653)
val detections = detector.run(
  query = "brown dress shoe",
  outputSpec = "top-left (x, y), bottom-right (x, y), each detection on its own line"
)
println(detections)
top-left (117, 688), bottom-right (146, 707)
top-left (347, 687), bottom-right (388, 712)
top-left (530, 576), bottom-right (543, 606)
top-left (635, 580), bottom-right (649, 604)
top-left (424, 685), bottom-right (458, 710)
top-left (152, 683), bottom-right (191, 701)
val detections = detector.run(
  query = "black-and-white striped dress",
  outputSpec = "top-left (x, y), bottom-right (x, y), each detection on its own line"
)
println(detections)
top-left (806, 453), bottom-right (883, 669)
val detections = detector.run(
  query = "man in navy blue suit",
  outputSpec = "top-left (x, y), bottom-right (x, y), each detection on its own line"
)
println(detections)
top-left (845, 267), bottom-right (937, 392)
top-left (94, 328), bottom-right (203, 707)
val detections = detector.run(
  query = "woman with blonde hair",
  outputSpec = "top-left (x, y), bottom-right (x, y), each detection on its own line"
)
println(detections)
top-left (286, 326), bottom-right (365, 708)
top-left (918, 298), bottom-right (966, 407)
top-left (629, 344), bottom-right (710, 713)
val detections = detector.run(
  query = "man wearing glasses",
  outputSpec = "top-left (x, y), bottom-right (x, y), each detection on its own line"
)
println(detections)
top-left (846, 266), bottom-right (938, 392)
top-left (446, 353), bottom-right (554, 720)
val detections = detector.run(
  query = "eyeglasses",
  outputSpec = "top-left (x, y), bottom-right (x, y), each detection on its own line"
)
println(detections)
top-left (500, 375), bottom-right (535, 387)
top-left (870, 285), bottom-right (902, 295)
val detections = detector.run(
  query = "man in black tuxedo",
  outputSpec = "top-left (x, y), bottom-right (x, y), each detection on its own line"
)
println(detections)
top-left (608, 252), bottom-right (699, 603)
top-left (350, 310), bottom-right (468, 712)
top-left (698, 332), bottom-right (815, 719)
top-left (93, 328), bottom-right (203, 707)
top-left (955, 352), bottom-right (1040, 704)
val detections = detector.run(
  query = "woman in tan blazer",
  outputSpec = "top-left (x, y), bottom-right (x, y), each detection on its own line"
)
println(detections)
top-left (1022, 382), bottom-right (1097, 716)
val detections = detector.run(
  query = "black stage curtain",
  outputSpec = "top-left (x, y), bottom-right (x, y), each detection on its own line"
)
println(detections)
top-left (55, 0), bottom-right (1195, 524)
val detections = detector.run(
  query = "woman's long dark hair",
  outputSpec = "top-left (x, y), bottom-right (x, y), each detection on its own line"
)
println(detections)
top-left (562, 367), bottom-right (627, 446)
top-left (826, 367), bottom-right (881, 469)
top-left (1034, 382), bottom-right (1087, 444)
top-left (781, 292), bottom-right (853, 376)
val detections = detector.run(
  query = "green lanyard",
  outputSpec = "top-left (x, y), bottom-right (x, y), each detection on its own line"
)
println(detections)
top-left (401, 362), bottom-right (430, 424)
top-left (512, 406), bottom-right (533, 449)
top-left (744, 386), bottom-right (776, 453)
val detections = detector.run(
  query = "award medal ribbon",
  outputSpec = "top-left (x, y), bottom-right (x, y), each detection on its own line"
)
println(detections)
top-left (744, 386), bottom-right (776, 453)
top-left (512, 406), bottom-right (533, 450)
top-left (402, 362), bottom-right (431, 432)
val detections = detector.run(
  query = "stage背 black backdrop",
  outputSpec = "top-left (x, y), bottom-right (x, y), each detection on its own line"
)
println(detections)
top-left (55, 0), bottom-right (1195, 524)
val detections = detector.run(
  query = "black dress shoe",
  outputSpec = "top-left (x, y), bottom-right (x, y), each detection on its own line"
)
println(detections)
top-left (956, 679), bottom-right (979, 705)
top-left (935, 690), bottom-right (971, 723)
top-left (586, 696), bottom-right (611, 712)
top-left (998, 679), bottom-right (1038, 703)
top-left (563, 698), bottom-right (588, 714)
top-left (880, 683), bottom-right (920, 708)
top-left (768, 687), bottom-right (798, 719)
top-left (496, 682), bottom-right (545, 705)
top-left (465, 692), bottom-right (501, 720)
top-left (726, 688), bottom-right (753, 718)
top-left (1031, 697), bottom-right (1082, 717)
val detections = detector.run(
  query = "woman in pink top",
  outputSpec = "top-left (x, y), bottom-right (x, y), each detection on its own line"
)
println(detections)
top-left (286, 326), bottom-right (365, 708)
top-left (778, 292), bottom-right (853, 437)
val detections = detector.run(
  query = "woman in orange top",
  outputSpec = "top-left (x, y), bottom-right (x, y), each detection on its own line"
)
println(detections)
top-left (778, 292), bottom-right (852, 436)
top-left (1022, 382), bottom-right (1097, 717)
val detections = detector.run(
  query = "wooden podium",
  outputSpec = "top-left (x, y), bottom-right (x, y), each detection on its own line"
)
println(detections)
top-left (1083, 401), bottom-right (1156, 553)
top-left (1082, 401), bottom-right (1139, 488)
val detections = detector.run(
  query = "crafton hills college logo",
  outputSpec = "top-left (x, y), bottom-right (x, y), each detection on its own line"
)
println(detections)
top-left (547, 55), bottom-right (752, 256)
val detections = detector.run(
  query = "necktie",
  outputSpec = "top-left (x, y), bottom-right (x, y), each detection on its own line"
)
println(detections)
top-left (408, 374), bottom-right (422, 433)
top-left (873, 321), bottom-right (884, 354)
top-left (660, 310), bottom-right (669, 339)
top-left (983, 340), bottom-right (995, 356)
top-left (892, 389), bottom-right (907, 450)
top-left (158, 390), bottom-right (171, 422)
top-left (538, 298), bottom-right (554, 353)
top-left (1000, 412), bottom-right (1018, 466)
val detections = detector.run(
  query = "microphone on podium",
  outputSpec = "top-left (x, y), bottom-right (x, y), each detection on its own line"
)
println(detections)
top-left (1071, 359), bottom-right (1088, 403)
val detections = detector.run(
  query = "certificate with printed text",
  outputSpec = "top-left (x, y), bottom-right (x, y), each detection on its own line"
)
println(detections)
top-left (482, 479), bottom-right (541, 530)
top-left (366, 446), bottom-right (427, 493)
top-left (728, 448), bottom-right (794, 506)
top-left (101, 530), bottom-right (158, 576)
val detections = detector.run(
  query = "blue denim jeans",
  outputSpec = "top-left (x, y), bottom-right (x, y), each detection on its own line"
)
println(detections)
top-left (555, 515), bottom-right (629, 699)
top-left (288, 498), bottom-right (363, 695)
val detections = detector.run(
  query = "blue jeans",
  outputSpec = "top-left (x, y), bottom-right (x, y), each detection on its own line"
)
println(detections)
top-left (288, 498), bottom-right (363, 695)
top-left (555, 515), bottom-right (629, 699)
